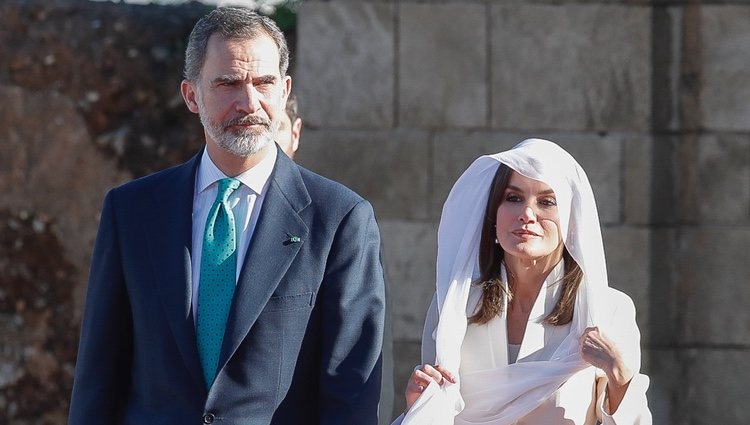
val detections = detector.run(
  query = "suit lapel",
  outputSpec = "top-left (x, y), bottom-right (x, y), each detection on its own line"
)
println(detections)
top-left (147, 152), bottom-right (206, 392)
top-left (218, 151), bottom-right (311, 371)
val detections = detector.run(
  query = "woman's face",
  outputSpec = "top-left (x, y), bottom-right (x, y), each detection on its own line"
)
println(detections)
top-left (495, 171), bottom-right (563, 261)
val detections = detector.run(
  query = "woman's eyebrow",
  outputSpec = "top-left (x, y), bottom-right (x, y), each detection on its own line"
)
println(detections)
top-left (506, 184), bottom-right (555, 196)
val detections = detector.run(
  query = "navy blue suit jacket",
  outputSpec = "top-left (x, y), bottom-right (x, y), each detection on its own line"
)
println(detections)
top-left (68, 147), bottom-right (386, 425)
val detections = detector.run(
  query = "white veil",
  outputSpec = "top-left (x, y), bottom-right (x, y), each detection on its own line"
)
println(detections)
top-left (402, 139), bottom-right (609, 425)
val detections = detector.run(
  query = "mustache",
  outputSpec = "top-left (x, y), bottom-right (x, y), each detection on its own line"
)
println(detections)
top-left (224, 116), bottom-right (272, 128)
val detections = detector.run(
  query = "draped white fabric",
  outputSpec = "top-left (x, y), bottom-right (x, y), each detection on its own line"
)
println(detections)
top-left (401, 139), bottom-right (610, 425)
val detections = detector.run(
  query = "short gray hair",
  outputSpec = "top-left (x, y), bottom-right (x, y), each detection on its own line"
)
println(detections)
top-left (184, 7), bottom-right (290, 82)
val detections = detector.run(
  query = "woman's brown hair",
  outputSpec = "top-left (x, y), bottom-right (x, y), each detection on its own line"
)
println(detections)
top-left (468, 164), bottom-right (584, 326)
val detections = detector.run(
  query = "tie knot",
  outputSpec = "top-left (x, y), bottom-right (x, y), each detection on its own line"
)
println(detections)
top-left (216, 178), bottom-right (240, 203)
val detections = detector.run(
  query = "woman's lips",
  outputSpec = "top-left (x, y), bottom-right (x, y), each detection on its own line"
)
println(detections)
top-left (512, 229), bottom-right (540, 237)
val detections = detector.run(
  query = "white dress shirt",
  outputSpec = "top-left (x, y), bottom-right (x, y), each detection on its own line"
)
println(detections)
top-left (190, 147), bottom-right (277, 321)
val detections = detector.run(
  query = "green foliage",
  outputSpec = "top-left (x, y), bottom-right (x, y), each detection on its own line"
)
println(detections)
top-left (269, 0), bottom-right (298, 33)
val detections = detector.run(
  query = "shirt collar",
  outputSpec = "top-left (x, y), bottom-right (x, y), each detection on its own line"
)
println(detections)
top-left (196, 145), bottom-right (277, 196)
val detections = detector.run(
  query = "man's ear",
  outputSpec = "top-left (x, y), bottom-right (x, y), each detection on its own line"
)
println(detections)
top-left (281, 75), bottom-right (292, 105)
top-left (181, 79), bottom-right (200, 114)
top-left (291, 118), bottom-right (302, 153)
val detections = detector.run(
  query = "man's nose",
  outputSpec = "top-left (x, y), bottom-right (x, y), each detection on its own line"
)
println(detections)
top-left (236, 85), bottom-right (261, 114)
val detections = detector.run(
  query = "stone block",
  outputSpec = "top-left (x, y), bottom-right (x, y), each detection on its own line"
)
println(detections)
top-left (624, 136), bottom-right (653, 225)
top-left (399, 4), bottom-right (487, 128)
top-left (689, 135), bottom-right (750, 223)
top-left (602, 227), bottom-right (650, 342)
top-left (660, 134), bottom-right (750, 224)
top-left (295, 128), bottom-right (430, 220)
top-left (651, 348), bottom-right (750, 424)
top-left (380, 220), bottom-right (439, 342)
top-left (701, 6), bottom-right (750, 131)
top-left (648, 136), bottom-right (684, 225)
top-left (556, 136), bottom-right (623, 225)
top-left (432, 132), bottom-right (623, 224)
top-left (681, 349), bottom-right (750, 424)
top-left (296, 3), bottom-right (394, 128)
top-left (675, 227), bottom-right (750, 345)
top-left (490, 4), bottom-right (651, 131)
top-left (644, 349), bottom-right (678, 425)
top-left (647, 228), bottom-right (679, 344)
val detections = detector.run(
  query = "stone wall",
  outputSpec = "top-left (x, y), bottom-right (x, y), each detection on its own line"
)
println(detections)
top-left (294, 1), bottom-right (750, 424)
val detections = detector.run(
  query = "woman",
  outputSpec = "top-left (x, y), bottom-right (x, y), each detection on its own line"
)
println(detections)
top-left (394, 139), bottom-right (651, 424)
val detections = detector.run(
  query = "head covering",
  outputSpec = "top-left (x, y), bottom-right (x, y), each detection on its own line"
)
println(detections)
top-left (401, 139), bottom-right (608, 425)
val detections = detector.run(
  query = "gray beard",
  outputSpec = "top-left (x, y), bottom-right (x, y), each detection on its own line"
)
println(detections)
top-left (200, 112), bottom-right (275, 157)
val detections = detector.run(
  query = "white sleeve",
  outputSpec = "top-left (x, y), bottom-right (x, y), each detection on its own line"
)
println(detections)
top-left (596, 289), bottom-right (653, 425)
top-left (598, 373), bottom-right (652, 425)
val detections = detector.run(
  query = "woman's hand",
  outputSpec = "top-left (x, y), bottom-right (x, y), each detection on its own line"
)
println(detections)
top-left (404, 364), bottom-right (457, 411)
top-left (580, 326), bottom-right (634, 413)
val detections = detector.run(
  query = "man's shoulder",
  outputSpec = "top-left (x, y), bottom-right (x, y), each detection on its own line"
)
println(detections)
top-left (295, 164), bottom-right (367, 211)
top-left (110, 157), bottom-right (195, 199)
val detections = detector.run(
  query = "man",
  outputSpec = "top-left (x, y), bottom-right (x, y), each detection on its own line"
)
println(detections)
top-left (68, 7), bottom-right (385, 425)
top-left (276, 92), bottom-right (302, 158)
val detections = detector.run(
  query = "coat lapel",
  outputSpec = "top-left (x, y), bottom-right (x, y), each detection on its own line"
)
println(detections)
top-left (218, 151), bottom-right (311, 371)
top-left (516, 284), bottom-right (548, 361)
top-left (517, 267), bottom-right (567, 362)
top-left (147, 152), bottom-right (206, 392)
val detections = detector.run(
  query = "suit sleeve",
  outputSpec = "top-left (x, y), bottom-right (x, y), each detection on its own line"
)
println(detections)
top-left (68, 190), bottom-right (133, 425)
top-left (318, 199), bottom-right (386, 424)
top-left (595, 290), bottom-right (653, 425)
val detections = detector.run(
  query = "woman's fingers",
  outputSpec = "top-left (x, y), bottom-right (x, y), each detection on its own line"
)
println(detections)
top-left (579, 327), bottom-right (633, 387)
top-left (404, 363), bottom-right (459, 411)
top-left (432, 364), bottom-right (457, 384)
top-left (413, 369), bottom-right (435, 388)
top-left (581, 327), bottom-right (616, 353)
top-left (421, 364), bottom-right (446, 384)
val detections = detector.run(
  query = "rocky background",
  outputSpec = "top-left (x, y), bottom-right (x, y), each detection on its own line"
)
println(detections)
top-left (2, 0), bottom-right (750, 424)
top-left (0, 1), bottom-right (292, 423)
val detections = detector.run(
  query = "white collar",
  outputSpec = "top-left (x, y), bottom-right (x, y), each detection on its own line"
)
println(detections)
top-left (196, 146), bottom-right (277, 196)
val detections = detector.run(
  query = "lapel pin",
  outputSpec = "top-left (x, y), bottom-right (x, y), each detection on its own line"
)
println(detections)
top-left (284, 234), bottom-right (302, 245)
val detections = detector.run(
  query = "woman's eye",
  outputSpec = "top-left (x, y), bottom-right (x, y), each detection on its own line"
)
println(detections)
top-left (505, 194), bottom-right (521, 202)
top-left (540, 198), bottom-right (557, 207)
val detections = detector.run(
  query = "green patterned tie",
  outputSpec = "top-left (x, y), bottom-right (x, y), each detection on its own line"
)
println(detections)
top-left (197, 177), bottom-right (241, 387)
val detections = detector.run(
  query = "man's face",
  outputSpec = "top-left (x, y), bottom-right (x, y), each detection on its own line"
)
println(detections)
top-left (182, 34), bottom-right (291, 157)
top-left (276, 110), bottom-right (302, 159)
